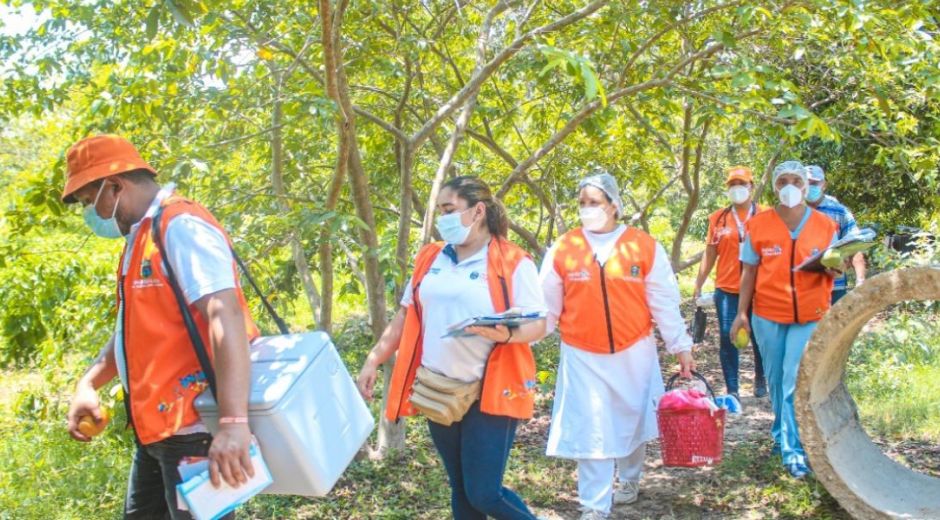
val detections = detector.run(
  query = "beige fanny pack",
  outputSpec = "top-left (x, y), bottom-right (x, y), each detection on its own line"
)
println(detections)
top-left (410, 366), bottom-right (481, 426)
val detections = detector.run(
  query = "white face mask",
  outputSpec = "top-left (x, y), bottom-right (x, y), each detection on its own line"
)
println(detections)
top-left (777, 184), bottom-right (804, 208)
top-left (435, 208), bottom-right (474, 245)
top-left (727, 185), bottom-right (750, 205)
top-left (579, 206), bottom-right (610, 232)
top-left (83, 181), bottom-right (123, 239)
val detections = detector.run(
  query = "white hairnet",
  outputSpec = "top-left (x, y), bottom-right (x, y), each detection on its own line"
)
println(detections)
top-left (772, 160), bottom-right (807, 185)
top-left (578, 172), bottom-right (623, 217)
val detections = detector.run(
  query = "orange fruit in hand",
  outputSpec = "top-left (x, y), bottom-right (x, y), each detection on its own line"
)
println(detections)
top-left (78, 407), bottom-right (110, 438)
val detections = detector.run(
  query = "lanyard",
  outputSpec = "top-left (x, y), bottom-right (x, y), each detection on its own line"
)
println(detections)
top-left (730, 204), bottom-right (755, 242)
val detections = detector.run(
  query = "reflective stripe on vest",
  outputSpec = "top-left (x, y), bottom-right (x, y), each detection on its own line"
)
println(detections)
top-left (118, 196), bottom-right (259, 445)
top-left (385, 238), bottom-right (538, 422)
top-left (552, 227), bottom-right (655, 354)
top-left (746, 208), bottom-right (837, 324)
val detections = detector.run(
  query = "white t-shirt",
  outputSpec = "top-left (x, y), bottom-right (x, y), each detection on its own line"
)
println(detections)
top-left (400, 243), bottom-right (546, 382)
top-left (114, 185), bottom-right (235, 434)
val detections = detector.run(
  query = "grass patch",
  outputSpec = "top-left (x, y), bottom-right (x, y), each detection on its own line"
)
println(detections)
top-left (3, 305), bottom-right (938, 519)
top-left (0, 370), bottom-right (133, 520)
top-left (847, 305), bottom-right (940, 441)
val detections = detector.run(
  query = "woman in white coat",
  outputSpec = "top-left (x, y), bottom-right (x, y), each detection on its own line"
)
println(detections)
top-left (539, 173), bottom-right (694, 520)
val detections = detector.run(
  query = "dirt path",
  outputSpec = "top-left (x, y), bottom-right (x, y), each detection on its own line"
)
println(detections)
top-left (519, 306), bottom-right (940, 519)
top-left (526, 318), bottom-right (780, 520)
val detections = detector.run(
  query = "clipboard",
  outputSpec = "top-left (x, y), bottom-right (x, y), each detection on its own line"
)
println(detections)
top-left (442, 309), bottom-right (545, 338)
top-left (793, 228), bottom-right (876, 272)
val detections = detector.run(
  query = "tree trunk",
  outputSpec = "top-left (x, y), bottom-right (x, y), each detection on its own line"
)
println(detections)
top-left (394, 143), bottom-right (415, 301)
top-left (670, 104), bottom-right (711, 270)
top-left (321, 0), bottom-right (403, 453)
top-left (316, 0), bottom-right (351, 335)
top-left (348, 140), bottom-right (404, 453)
top-left (270, 76), bottom-right (321, 326)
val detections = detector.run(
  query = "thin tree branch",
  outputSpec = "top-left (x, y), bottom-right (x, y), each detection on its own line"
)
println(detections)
top-left (411, 0), bottom-right (611, 148)
top-left (618, 0), bottom-right (745, 86)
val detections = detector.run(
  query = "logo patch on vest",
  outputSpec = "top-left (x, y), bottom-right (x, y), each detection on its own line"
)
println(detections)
top-left (566, 269), bottom-right (591, 282)
top-left (502, 379), bottom-right (538, 400)
top-left (132, 278), bottom-right (164, 289)
top-left (630, 265), bottom-right (641, 278)
top-left (140, 260), bottom-right (152, 278)
top-left (179, 371), bottom-right (208, 393)
top-left (762, 245), bottom-right (783, 257)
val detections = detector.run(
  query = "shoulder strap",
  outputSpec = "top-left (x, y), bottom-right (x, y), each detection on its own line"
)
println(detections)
top-left (151, 204), bottom-right (218, 397)
top-left (150, 203), bottom-right (291, 396)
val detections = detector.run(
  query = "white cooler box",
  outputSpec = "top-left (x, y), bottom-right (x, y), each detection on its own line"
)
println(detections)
top-left (194, 331), bottom-right (374, 496)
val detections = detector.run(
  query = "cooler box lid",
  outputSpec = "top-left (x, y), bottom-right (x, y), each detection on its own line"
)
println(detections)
top-left (194, 331), bottom-right (332, 414)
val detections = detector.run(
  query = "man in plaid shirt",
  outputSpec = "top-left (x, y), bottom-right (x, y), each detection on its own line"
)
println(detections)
top-left (805, 165), bottom-right (867, 304)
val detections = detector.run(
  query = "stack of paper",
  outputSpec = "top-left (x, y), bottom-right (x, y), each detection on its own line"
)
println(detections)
top-left (794, 228), bottom-right (877, 272)
top-left (176, 443), bottom-right (273, 520)
top-left (443, 308), bottom-right (545, 338)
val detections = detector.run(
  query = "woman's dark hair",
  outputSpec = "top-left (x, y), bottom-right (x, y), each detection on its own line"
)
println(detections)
top-left (441, 176), bottom-right (509, 238)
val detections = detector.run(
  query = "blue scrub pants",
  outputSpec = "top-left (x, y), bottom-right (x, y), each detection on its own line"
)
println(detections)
top-left (751, 314), bottom-right (818, 466)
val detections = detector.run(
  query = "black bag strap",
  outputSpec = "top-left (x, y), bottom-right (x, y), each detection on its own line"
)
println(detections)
top-left (231, 250), bottom-right (290, 335)
top-left (150, 203), bottom-right (291, 396)
top-left (151, 204), bottom-right (217, 397)
top-left (665, 370), bottom-right (716, 399)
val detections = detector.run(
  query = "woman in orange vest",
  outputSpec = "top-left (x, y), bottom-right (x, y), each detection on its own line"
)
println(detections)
top-left (539, 173), bottom-right (694, 519)
top-left (357, 176), bottom-right (547, 520)
top-left (731, 160), bottom-right (839, 479)
top-left (693, 166), bottom-right (768, 401)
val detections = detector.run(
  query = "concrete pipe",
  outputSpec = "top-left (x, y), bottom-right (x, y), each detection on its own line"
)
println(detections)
top-left (796, 266), bottom-right (940, 519)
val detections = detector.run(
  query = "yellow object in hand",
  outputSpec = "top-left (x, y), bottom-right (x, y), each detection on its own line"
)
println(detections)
top-left (733, 328), bottom-right (749, 349)
top-left (77, 406), bottom-right (110, 438)
top-left (821, 249), bottom-right (843, 269)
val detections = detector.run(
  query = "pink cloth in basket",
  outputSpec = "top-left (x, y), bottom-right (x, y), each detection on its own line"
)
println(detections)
top-left (658, 388), bottom-right (713, 412)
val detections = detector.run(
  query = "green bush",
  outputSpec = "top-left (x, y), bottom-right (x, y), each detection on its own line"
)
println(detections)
top-left (847, 305), bottom-right (940, 440)
top-left (0, 239), bottom-right (116, 368)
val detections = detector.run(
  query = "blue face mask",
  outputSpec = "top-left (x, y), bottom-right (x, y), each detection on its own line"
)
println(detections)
top-left (435, 208), bottom-right (474, 245)
top-left (83, 182), bottom-right (123, 239)
top-left (807, 185), bottom-right (824, 203)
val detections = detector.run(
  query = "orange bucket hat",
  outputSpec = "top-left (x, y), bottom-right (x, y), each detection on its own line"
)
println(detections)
top-left (61, 134), bottom-right (157, 203)
top-left (725, 165), bottom-right (753, 185)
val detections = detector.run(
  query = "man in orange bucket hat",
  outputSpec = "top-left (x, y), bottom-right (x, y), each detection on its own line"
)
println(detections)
top-left (62, 134), bottom-right (258, 519)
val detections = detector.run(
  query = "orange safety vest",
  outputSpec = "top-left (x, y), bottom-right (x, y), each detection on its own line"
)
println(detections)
top-left (385, 238), bottom-right (538, 422)
top-left (708, 204), bottom-right (765, 293)
top-left (552, 227), bottom-right (656, 354)
top-left (746, 208), bottom-right (837, 324)
top-left (118, 195), bottom-right (259, 445)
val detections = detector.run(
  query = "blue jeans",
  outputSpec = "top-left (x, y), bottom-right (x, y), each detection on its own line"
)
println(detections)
top-left (751, 315), bottom-right (818, 466)
top-left (124, 432), bottom-right (234, 520)
top-left (831, 288), bottom-right (847, 305)
top-left (714, 289), bottom-right (766, 394)
top-left (427, 401), bottom-right (536, 520)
